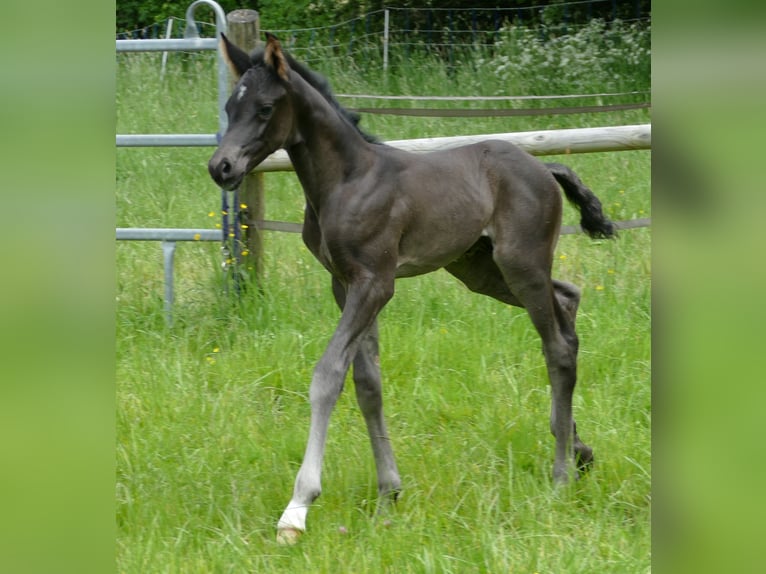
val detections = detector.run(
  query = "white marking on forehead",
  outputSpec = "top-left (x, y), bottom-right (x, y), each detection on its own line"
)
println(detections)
top-left (237, 85), bottom-right (247, 101)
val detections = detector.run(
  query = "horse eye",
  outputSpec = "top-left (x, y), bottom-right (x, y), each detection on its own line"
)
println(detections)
top-left (258, 105), bottom-right (273, 119)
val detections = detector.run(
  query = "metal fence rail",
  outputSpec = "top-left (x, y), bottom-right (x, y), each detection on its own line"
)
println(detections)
top-left (116, 134), bottom-right (218, 147)
top-left (117, 38), bottom-right (218, 52)
top-left (117, 228), bottom-right (223, 321)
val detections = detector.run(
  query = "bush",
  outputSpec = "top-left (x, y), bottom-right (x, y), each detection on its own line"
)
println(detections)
top-left (474, 19), bottom-right (651, 95)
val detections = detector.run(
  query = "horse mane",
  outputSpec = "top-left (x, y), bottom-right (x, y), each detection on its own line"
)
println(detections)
top-left (249, 46), bottom-right (380, 144)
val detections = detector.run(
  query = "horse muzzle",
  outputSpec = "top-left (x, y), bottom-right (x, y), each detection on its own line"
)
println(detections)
top-left (208, 149), bottom-right (247, 191)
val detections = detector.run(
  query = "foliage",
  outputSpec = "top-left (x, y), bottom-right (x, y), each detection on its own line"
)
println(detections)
top-left (116, 0), bottom-right (651, 35)
top-left (472, 19), bottom-right (651, 95)
top-left (116, 0), bottom-right (247, 33)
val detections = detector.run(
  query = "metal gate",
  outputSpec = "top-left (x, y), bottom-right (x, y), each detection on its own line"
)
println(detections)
top-left (116, 0), bottom-right (231, 324)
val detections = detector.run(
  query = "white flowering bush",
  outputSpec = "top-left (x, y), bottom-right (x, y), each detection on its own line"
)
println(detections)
top-left (473, 19), bottom-right (650, 95)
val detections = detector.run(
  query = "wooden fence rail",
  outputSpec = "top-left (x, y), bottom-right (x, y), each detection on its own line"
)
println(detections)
top-left (252, 124), bottom-right (651, 172)
top-left (117, 124), bottom-right (651, 323)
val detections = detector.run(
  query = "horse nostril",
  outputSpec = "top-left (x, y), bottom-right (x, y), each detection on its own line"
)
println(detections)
top-left (208, 154), bottom-right (237, 188)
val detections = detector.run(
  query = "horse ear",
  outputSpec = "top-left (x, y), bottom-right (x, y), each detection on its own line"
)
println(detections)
top-left (219, 33), bottom-right (252, 80)
top-left (264, 32), bottom-right (290, 82)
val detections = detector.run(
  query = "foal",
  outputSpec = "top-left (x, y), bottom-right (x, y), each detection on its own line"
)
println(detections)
top-left (208, 33), bottom-right (615, 544)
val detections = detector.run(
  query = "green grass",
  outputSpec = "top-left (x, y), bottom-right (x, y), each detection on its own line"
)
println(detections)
top-left (116, 47), bottom-right (650, 572)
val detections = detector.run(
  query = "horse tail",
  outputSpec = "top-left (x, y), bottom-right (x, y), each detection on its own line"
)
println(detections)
top-left (546, 162), bottom-right (616, 239)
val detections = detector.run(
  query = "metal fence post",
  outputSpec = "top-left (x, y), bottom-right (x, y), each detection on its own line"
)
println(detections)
top-left (184, 0), bottom-right (229, 136)
top-left (383, 9), bottom-right (389, 72)
top-left (161, 241), bottom-right (177, 325)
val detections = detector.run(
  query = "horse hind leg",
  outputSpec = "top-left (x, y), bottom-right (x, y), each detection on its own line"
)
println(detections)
top-left (553, 280), bottom-right (593, 474)
top-left (444, 237), bottom-right (522, 306)
top-left (489, 243), bottom-right (587, 484)
top-left (447, 241), bottom-right (593, 479)
top-left (553, 279), bottom-right (580, 327)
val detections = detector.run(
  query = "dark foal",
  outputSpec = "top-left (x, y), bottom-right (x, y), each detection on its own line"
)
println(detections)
top-left (208, 33), bottom-right (615, 544)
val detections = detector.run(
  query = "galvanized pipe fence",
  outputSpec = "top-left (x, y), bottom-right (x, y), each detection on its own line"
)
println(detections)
top-left (117, 1), bottom-right (651, 325)
top-left (117, 0), bottom-right (231, 325)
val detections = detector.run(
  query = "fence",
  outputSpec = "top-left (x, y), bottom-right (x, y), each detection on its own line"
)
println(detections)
top-left (118, 1), bottom-right (650, 75)
top-left (116, 0), bottom-right (231, 325)
top-left (118, 0), bottom-right (650, 46)
top-left (116, 1), bottom-right (651, 324)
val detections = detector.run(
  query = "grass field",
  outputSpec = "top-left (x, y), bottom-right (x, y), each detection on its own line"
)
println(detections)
top-left (116, 48), bottom-right (650, 572)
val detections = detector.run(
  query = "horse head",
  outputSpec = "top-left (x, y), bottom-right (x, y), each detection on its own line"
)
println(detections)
top-left (208, 33), bottom-right (294, 190)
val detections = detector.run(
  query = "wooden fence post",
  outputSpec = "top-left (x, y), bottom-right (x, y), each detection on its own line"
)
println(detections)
top-left (226, 9), bottom-right (264, 288)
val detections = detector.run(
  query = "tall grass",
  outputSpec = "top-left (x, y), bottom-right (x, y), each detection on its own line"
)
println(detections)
top-left (116, 24), bottom-right (650, 572)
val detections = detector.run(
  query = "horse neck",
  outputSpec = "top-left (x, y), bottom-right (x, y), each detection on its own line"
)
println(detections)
top-left (284, 73), bottom-right (372, 209)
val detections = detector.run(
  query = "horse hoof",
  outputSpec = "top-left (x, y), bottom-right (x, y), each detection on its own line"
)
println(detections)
top-left (575, 445), bottom-right (594, 476)
top-left (276, 527), bottom-right (303, 545)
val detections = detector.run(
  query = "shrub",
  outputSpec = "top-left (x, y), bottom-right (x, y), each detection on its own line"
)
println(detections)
top-left (474, 19), bottom-right (650, 95)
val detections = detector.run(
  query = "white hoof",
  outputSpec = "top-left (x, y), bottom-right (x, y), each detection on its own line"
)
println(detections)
top-left (276, 527), bottom-right (303, 546)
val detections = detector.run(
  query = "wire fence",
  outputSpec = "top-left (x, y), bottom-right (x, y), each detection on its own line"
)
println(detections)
top-left (117, 1), bottom-right (651, 68)
top-left (117, 6), bottom-right (650, 113)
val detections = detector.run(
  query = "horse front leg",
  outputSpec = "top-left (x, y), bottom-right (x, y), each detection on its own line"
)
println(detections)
top-left (276, 274), bottom-right (394, 545)
top-left (331, 279), bottom-right (401, 507)
top-left (351, 321), bottom-right (402, 509)
top-left (275, 350), bottom-right (343, 545)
